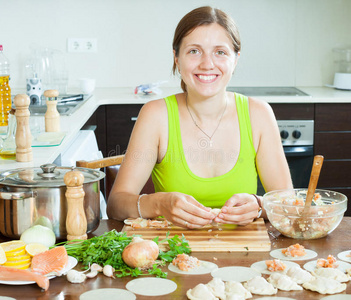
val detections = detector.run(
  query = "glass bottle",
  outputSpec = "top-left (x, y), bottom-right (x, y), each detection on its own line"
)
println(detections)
top-left (0, 45), bottom-right (12, 129)
top-left (0, 108), bottom-right (16, 159)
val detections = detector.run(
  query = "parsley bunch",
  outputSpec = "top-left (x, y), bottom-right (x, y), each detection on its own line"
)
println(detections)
top-left (55, 229), bottom-right (191, 278)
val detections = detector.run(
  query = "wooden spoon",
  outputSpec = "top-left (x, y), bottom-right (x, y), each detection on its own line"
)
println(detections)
top-left (303, 155), bottom-right (324, 213)
top-left (294, 155), bottom-right (324, 233)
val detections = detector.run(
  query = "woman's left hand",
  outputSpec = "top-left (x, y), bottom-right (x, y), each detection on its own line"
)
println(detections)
top-left (214, 193), bottom-right (260, 225)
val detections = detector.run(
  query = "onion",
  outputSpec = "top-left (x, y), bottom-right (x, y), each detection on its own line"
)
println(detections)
top-left (122, 237), bottom-right (159, 269)
top-left (20, 225), bottom-right (56, 248)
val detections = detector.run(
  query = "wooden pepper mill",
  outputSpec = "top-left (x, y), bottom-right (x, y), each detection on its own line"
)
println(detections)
top-left (14, 94), bottom-right (32, 162)
top-left (44, 89), bottom-right (60, 132)
top-left (64, 168), bottom-right (87, 241)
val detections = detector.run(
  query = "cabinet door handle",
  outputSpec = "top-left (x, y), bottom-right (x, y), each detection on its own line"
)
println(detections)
top-left (131, 117), bottom-right (138, 121)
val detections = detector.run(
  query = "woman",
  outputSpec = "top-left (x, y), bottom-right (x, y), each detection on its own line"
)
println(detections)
top-left (107, 6), bottom-right (292, 228)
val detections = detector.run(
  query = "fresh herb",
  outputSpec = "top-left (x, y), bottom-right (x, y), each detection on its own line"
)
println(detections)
top-left (153, 232), bottom-right (191, 262)
top-left (55, 229), bottom-right (191, 278)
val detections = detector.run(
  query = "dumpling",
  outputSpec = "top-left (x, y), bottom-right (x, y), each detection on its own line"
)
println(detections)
top-left (186, 283), bottom-right (218, 300)
top-left (225, 281), bottom-right (252, 299)
top-left (302, 276), bottom-right (347, 294)
top-left (207, 278), bottom-right (226, 300)
top-left (226, 295), bottom-right (245, 300)
top-left (286, 266), bottom-right (314, 284)
top-left (267, 272), bottom-right (303, 291)
top-left (244, 276), bottom-right (277, 295)
top-left (312, 268), bottom-right (350, 283)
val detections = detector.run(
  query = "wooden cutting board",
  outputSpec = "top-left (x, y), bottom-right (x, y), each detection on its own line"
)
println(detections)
top-left (122, 218), bottom-right (271, 252)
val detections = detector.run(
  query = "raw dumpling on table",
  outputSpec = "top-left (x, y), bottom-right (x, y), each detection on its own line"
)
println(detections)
top-left (225, 281), bottom-right (252, 299)
top-left (267, 272), bottom-right (303, 291)
top-left (286, 266), bottom-right (314, 284)
top-left (207, 278), bottom-right (226, 300)
top-left (244, 276), bottom-right (277, 295)
top-left (312, 268), bottom-right (350, 283)
top-left (302, 276), bottom-right (347, 294)
top-left (186, 283), bottom-right (218, 300)
top-left (226, 295), bottom-right (245, 300)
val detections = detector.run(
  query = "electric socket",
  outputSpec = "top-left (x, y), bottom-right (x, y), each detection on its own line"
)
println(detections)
top-left (67, 38), bottom-right (97, 53)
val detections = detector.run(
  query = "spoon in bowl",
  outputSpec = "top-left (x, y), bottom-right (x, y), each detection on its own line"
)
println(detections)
top-left (294, 155), bottom-right (324, 231)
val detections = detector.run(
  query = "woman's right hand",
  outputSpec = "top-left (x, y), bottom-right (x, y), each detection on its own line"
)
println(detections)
top-left (158, 192), bottom-right (215, 229)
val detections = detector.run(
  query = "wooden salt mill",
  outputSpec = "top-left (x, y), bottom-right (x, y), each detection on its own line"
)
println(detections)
top-left (14, 94), bottom-right (32, 162)
top-left (64, 168), bottom-right (87, 241)
top-left (44, 89), bottom-right (60, 132)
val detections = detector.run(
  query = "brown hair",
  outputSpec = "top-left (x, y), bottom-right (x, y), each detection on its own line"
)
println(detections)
top-left (172, 6), bottom-right (241, 92)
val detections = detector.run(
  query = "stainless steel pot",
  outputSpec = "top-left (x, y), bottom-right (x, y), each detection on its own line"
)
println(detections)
top-left (0, 164), bottom-right (105, 239)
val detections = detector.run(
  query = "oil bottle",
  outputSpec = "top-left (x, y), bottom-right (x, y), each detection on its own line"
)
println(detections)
top-left (0, 45), bottom-right (12, 131)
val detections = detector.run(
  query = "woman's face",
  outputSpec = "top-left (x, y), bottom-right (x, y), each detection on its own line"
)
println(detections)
top-left (174, 23), bottom-right (238, 98)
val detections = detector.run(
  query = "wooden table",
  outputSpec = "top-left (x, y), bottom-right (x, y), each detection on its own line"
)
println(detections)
top-left (1, 218), bottom-right (351, 299)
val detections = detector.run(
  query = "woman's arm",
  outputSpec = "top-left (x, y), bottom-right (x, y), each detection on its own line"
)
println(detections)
top-left (106, 99), bottom-right (214, 227)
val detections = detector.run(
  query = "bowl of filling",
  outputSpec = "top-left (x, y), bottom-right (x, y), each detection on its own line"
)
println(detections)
top-left (263, 189), bottom-right (347, 239)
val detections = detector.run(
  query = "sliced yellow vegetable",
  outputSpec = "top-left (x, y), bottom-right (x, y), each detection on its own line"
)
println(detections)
top-left (25, 243), bottom-right (49, 257)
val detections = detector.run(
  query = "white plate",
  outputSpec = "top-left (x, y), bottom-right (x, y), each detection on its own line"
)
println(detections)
top-left (303, 260), bottom-right (351, 273)
top-left (80, 288), bottom-right (136, 300)
top-left (320, 295), bottom-right (351, 300)
top-left (168, 260), bottom-right (218, 275)
top-left (211, 266), bottom-right (260, 282)
top-left (270, 248), bottom-right (317, 261)
top-left (337, 250), bottom-right (351, 263)
top-left (251, 260), bottom-right (299, 275)
top-left (0, 256), bottom-right (77, 285)
top-left (126, 278), bottom-right (177, 296)
top-left (255, 297), bottom-right (297, 300)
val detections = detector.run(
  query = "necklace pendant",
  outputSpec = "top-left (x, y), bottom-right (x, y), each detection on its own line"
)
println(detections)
top-left (209, 140), bottom-right (213, 147)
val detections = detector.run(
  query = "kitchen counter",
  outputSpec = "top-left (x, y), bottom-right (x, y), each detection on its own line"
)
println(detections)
top-left (0, 218), bottom-right (351, 299)
top-left (1, 86), bottom-right (350, 171)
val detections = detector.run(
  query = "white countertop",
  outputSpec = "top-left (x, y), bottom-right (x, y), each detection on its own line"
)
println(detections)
top-left (1, 86), bottom-right (350, 171)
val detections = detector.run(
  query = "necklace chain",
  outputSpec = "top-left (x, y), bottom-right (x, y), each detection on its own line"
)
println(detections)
top-left (185, 93), bottom-right (227, 147)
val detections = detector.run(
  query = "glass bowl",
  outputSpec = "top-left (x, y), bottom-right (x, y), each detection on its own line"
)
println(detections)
top-left (263, 189), bottom-right (347, 239)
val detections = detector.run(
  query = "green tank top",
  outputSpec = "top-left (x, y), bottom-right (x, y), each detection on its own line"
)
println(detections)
top-left (152, 94), bottom-right (257, 208)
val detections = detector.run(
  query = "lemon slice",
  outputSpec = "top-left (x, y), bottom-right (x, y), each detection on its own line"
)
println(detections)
top-left (0, 246), bottom-right (6, 264)
top-left (25, 243), bottom-right (49, 257)
top-left (3, 261), bottom-right (31, 270)
top-left (6, 254), bottom-right (31, 262)
top-left (3, 257), bottom-right (31, 266)
top-left (0, 240), bottom-right (26, 253)
top-left (5, 248), bottom-right (26, 257)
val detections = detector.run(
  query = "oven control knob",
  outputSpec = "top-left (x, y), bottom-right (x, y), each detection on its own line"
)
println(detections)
top-left (292, 130), bottom-right (301, 139)
top-left (280, 130), bottom-right (289, 139)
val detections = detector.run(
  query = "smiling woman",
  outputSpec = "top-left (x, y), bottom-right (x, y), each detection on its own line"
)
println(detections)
top-left (107, 6), bottom-right (293, 229)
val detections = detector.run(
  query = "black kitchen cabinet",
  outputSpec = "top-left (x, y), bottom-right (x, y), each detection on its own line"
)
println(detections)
top-left (83, 104), bottom-right (143, 158)
top-left (314, 103), bottom-right (351, 215)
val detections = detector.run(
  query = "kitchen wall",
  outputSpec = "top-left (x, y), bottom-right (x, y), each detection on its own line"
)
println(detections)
top-left (1, 0), bottom-right (351, 90)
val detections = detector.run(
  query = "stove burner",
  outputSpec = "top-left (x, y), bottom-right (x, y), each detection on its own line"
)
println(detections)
top-left (227, 86), bottom-right (310, 97)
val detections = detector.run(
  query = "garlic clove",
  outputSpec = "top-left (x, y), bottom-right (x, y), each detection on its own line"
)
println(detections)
top-left (103, 265), bottom-right (115, 278)
top-left (86, 270), bottom-right (98, 278)
top-left (91, 263), bottom-right (103, 272)
top-left (66, 270), bottom-right (87, 283)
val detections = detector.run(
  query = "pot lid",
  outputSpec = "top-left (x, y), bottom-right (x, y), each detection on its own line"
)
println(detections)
top-left (0, 164), bottom-right (105, 188)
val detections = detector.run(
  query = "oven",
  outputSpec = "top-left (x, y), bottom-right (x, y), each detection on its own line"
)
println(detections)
top-left (257, 120), bottom-right (314, 195)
